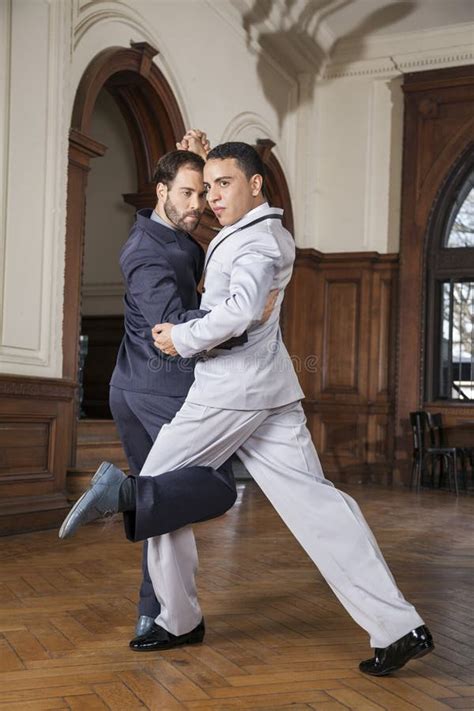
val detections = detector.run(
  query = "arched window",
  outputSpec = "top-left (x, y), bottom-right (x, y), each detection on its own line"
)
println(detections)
top-left (426, 151), bottom-right (474, 401)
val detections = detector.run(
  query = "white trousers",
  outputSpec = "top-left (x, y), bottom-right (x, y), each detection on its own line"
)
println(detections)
top-left (140, 400), bottom-right (423, 648)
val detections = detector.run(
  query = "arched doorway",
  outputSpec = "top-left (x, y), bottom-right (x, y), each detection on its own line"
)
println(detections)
top-left (64, 45), bottom-right (295, 484)
top-left (80, 87), bottom-right (137, 419)
top-left (63, 42), bottom-right (187, 470)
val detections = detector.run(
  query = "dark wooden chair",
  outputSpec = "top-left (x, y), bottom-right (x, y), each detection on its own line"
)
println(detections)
top-left (410, 411), bottom-right (460, 495)
top-left (426, 412), bottom-right (473, 491)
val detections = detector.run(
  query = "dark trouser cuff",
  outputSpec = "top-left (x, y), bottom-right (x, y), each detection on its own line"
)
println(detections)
top-left (124, 465), bottom-right (237, 542)
top-left (118, 475), bottom-right (136, 512)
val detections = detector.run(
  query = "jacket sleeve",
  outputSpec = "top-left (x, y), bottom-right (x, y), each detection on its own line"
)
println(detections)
top-left (124, 249), bottom-right (208, 327)
top-left (171, 235), bottom-right (278, 357)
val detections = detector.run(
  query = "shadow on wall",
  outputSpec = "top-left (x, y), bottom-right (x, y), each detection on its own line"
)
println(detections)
top-left (239, 0), bottom-right (418, 130)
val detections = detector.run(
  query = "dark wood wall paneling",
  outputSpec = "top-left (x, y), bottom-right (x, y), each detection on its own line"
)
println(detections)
top-left (0, 376), bottom-right (74, 534)
top-left (283, 249), bottom-right (398, 484)
top-left (81, 316), bottom-right (124, 419)
top-left (396, 65), bottom-right (474, 482)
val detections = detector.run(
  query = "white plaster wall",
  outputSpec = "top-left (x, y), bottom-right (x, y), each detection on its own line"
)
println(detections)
top-left (0, 0), bottom-right (69, 377)
top-left (312, 73), bottom-right (404, 254)
top-left (0, 0), bottom-right (11, 343)
top-left (82, 89), bottom-right (136, 317)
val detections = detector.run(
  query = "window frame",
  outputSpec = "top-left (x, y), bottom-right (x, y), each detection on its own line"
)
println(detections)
top-left (425, 151), bottom-right (474, 402)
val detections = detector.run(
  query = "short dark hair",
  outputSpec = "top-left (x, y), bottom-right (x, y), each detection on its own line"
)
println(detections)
top-left (152, 150), bottom-right (205, 186)
top-left (207, 142), bottom-right (266, 192)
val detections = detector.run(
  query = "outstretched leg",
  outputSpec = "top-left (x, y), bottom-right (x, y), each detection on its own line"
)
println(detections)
top-left (139, 400), bottom-right (425, 655)
top-left (235, 401), bottom-right (424, 649)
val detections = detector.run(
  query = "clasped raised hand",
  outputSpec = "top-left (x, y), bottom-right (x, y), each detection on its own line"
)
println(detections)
top-left (176, 128), bottom-right (211, 160)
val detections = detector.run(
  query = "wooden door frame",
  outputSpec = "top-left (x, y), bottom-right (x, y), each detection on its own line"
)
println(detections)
top-left (395, 65), bottom-right (474, 482)
top-left (63, 42), bottom-right (185, 464)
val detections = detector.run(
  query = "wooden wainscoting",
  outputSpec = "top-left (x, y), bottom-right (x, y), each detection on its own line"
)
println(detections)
top-left (0, 375), bottom-right (75, 535)
top-left (423, 404), bottom-right (474, 450)
top-left (283, 249), bottom-right (398, 484)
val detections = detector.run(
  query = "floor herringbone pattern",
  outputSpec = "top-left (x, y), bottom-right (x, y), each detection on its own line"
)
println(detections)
top-left (0, 483), bottom-right (473, 710)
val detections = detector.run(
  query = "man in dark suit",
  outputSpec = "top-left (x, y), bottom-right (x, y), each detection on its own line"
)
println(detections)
top-left (108, 149), bottom-right (242, 638)
top-left (59, 145), bottom-right (276, 643)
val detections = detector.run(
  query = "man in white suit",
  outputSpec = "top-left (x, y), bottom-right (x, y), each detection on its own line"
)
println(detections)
top-left (62, 139), bottom-right (433, 676)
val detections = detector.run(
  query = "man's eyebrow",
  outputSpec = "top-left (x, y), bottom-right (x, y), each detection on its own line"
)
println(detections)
top-left (179, 186), bottom-right (199, 191)
top-left (203, 176), bottom-right (232, 190)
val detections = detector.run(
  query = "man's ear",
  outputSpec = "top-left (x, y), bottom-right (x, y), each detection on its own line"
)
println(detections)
top-left (156, 182), bottom-right (167, 203)
top-left (250, 173), bottom-right (263, 197)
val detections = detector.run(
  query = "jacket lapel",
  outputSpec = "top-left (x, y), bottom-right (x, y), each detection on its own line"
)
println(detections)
top-left (204, 204), bottom-right (283, 269)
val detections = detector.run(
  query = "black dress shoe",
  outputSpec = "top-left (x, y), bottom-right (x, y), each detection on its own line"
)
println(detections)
top-left (359, 625), bottom-right (434, 676)
top-left (135, 615), bottom-right (155, 638)
top-left (129, 619), bottom-right (205, 652)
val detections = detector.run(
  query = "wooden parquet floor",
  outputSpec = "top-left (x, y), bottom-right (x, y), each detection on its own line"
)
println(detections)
top-left (0, 482), bottom-right (473, 711)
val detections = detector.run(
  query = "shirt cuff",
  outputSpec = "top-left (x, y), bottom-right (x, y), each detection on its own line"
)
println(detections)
top-left (171, 323), bottom-right (195, 358)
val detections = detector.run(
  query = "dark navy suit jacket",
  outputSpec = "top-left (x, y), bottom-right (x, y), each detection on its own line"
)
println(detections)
top-left (111, 209), bottom-right (240, 546)
top-left (110, 209), bottom-right (208, 396)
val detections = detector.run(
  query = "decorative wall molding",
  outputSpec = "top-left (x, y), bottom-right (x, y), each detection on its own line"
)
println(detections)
top-left (82, 282), bottom-right (123, 299)
top-left (73, 0), bottom-right (154, 49)
top-left (0, 0), bottom-right (71, 377)
top-left (220, 111), bottom-right (276, 145)
top-left (324, 49), bottom-right (474, 80)
top-left (82, 282), bottom-right (124, 315)
top-left (208, 2), bottom-right (474, 82)
top-left (0, 374), bottom-right (76, 400)
top-left (333, 22), bottom-right (474, 62)
top-left (362, 78), bottom-right (403, 253)
top-left (324, 23), bottom-right (474, 79)
top-left (0, 0), bottom-right (11, 345)
top-left (294, 247), bottom-right (398, 266)
top-left (41, 0), bottom-right (72, 374)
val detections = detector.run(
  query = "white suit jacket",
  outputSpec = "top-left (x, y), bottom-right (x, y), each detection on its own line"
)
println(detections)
top-left (172, 202), bottom-right (304, 410)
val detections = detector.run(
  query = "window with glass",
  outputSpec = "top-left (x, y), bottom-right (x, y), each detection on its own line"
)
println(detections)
top-left (426, 162), bottom-right (474, 401)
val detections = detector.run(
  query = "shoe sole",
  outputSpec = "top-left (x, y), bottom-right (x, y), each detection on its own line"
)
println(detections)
top-left (130, 632), bottom-right (205, 652)
top-left (58, 463), bottom-right (112, 539)
top-left (360, 642), bottom-right (434, 676)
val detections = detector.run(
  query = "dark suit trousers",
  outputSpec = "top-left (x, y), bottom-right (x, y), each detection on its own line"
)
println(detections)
top-left (109, 386), bottom-right (236, 617)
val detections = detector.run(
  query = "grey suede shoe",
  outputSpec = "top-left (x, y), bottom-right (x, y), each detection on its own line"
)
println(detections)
top-left (135, 615), bottom-right (155, 638)
top-left (58, 462), bottom-right (126, 539)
